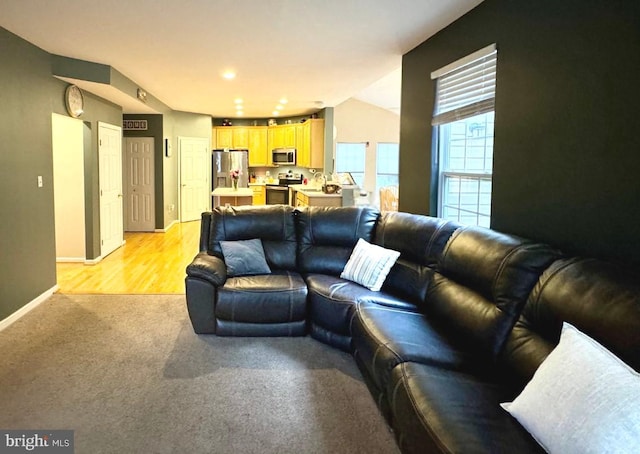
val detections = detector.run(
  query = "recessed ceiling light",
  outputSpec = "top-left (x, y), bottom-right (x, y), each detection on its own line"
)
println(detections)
top-left (279, 98), bottom-right (288, 104)
top-left (275, 104), bottom-right (284, 110)
top-left (272, 111), bottom-right (280, 116)
top-left (234, 98), bottom-right (243, 104)
top-left (236, 110), bottom-right (243, 116)
top-left (222, 70), bottom-right (236, 80)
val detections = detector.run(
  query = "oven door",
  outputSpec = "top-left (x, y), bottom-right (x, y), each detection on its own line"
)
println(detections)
top-left (265, 185), bottom-right (290, 205)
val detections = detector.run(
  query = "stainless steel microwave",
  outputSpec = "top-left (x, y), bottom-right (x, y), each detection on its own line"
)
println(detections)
top-left (272, 148), bottom-right (296, 165)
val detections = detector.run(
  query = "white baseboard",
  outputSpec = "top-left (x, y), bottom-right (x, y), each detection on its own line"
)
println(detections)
top-left (84, 256), bottom-right (103, 265)
top-left (0, 285), bottom-right (59, 332)
top-left (56, 257), bottom-right (86, 263)
top-left (155, 219), bottom-right (178, 233)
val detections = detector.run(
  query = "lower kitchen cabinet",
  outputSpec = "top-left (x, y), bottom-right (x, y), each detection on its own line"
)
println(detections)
top-left (295, 191), bottom-right (341, 208)
top-left (251, 184), bottom-right (266, 205)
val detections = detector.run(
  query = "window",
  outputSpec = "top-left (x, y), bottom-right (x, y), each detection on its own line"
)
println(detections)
top-left (335, 142), bottom-right (366, 187)
top-left (376, 143), bottom-right (399, 189)
top-left (432, 44), bottom-right (497, 228)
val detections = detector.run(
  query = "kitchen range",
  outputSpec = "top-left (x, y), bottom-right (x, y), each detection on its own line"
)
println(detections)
top-left (265, 172), bottom-right (303, 205)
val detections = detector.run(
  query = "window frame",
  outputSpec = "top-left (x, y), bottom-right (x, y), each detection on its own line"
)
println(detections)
top-left (431, 44), bottom-right (497, 227)
top-left (375, 142), bottom-right (399, 191)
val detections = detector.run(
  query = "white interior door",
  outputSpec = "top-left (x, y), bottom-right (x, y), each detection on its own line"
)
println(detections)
top-left (124, 137), bottom-right (155, 232)
top-left (99, 122), bottom-right (124, 257)
top-left (179, 137), bottom-right (210, 222)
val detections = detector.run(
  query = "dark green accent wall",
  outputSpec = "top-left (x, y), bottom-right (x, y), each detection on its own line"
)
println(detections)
top-left (400, 0), bottom-right (640, 266)
top-left (0, 27), bottom-right (57, 320)
top-left (0, 27), bottom-right (122, 320)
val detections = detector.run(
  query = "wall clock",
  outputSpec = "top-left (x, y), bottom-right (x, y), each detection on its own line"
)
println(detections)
top-left (65, 84), bottom-right (84, 118)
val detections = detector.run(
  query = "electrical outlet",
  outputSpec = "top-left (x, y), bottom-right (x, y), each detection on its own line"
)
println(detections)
top-left (37, 176), bottom-right (43, 188)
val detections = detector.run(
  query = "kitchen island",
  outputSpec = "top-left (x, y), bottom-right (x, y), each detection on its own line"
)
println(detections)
top-left (289, 184), bottom-right (343, 208)
top-left (212, 187), bottom-right (253, 207)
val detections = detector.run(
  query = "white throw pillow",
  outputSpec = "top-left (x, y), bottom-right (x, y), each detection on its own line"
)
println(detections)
top-left (340, 238), bottom-right (400, 291)
top-left (501, 322), bottom-right (640, 454)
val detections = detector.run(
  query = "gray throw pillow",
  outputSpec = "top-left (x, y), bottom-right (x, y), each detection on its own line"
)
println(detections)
top-left (219, 238), bottom-right (272, 277)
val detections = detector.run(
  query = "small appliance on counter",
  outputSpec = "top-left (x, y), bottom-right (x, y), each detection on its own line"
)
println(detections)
top-left (322, 183), bottom-right (341, 194)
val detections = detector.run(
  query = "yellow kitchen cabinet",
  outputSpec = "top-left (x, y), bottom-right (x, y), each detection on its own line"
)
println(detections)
top-left (296, 190), bottom-right (341, 208)
top-left (215, 127), bottom-right (233, 148)
top-left (248, 127), bottom-right (269, 166)
top-left (214, 127), bottom-right (250, 149)
top-left (250, 184), bottom-right (266, 205)
top-left (296, 123), bottom-right (311, 168)
top-left (267, 124), bottom-right (297, 150)
top-left (282, 125), bottom-right (296, 148)
top-left (232, 128), bottom-right (249, 149)
top-left (295, 119), bottom-right (324, 169)
top-left (295, 191), bottom-right (309, 208)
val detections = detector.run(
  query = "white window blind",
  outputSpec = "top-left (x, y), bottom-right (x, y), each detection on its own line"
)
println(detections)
top-left (432, 44), bottom-right (497, 126)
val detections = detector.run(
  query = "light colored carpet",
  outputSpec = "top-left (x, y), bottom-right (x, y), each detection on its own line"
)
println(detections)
top-left (0, 294), bottom-right (399, 454)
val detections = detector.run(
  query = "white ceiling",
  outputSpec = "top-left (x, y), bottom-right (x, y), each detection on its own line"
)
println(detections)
top-left (0, 0), bottom-right (483, 118)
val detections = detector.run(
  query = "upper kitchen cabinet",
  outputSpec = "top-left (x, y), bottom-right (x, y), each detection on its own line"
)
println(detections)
top-left (248, 127), bottom-right (269, 166)
top-left (214, 126), bottom-right (250, 149)
top-left (296, 119), bottom-right (324, 169)
top-left (213, 126), bottom-right (269, 166)
top-left (215, 127), bottom-right (233, 148)
top-left (232, 128), bottom-right (250, 149)
top-left (268, 124), bottom-right (297, 149)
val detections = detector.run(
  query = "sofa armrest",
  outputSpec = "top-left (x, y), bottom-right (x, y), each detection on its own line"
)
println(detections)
top-left (186, 252), bottom-right (227, 286)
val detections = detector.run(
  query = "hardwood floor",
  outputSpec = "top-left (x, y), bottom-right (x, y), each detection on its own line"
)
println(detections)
top-left (56, 221), bottom-right (201, 294)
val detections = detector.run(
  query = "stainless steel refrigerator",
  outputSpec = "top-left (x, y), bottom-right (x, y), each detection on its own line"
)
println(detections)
top-left (212, 149), bottom-right (249, 189)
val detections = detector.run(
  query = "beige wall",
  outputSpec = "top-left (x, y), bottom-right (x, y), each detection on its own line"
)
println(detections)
top-left (52, 113), bottom-right (86, 261)
top-left (333, 98), bottom-right (399, 205)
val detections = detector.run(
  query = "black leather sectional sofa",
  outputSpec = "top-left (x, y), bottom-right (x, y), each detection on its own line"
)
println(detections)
top-left (185, 205), bottom-right (640, 453)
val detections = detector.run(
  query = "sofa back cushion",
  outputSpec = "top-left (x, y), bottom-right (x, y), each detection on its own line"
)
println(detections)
top-left (205, 205), bottom-right (297, 270)
top-left (373, 212), bottom-right (459, 304)
top-left (426, 226), bottom-right (560, 361)
top-left (500, 257), bottom-right (640, 388)
top-left (296, 206), bottom-right (379, 276)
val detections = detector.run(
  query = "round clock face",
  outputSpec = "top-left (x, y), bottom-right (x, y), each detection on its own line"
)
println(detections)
top-left (65, 85), bottom-right (84, 118)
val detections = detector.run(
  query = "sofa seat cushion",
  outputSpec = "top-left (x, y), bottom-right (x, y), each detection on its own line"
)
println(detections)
top-left (215, 270), bottom-right (307, 335)
top-left (351, 301), bottom-right (488, 396)
top-left (387, 361), bottom-right (544, 454)
top-left (305, 273), bottom-right (417, 351)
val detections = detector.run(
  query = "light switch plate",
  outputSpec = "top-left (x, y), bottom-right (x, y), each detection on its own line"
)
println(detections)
top-left (37, 176), bottom-right (43, 188)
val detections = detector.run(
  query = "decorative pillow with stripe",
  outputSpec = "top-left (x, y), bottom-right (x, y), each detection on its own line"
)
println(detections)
top-left (340, 238), bottom-right (400, 291)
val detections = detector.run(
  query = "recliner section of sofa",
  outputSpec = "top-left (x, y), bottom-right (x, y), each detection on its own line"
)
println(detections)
top-left (387, 255), bottom-right (640, 454)
top-left (350, 225), bottom-right (561, 419)
top-left (186, 205), bottom-right (306, 336)
top-left (387, 361), bottom-right (545, 454)
top-left (499, 256), bottom-right (640, 387)
top-left (296, 206), bottom-right (380, 350)
top-left (303, 210), bottom-right (459, 352)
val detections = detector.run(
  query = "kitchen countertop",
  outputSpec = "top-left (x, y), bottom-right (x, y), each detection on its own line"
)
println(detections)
top-left (212, 187), bottom-right (253, 196)
top-left (289, 184), bottom-right (342, 198)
